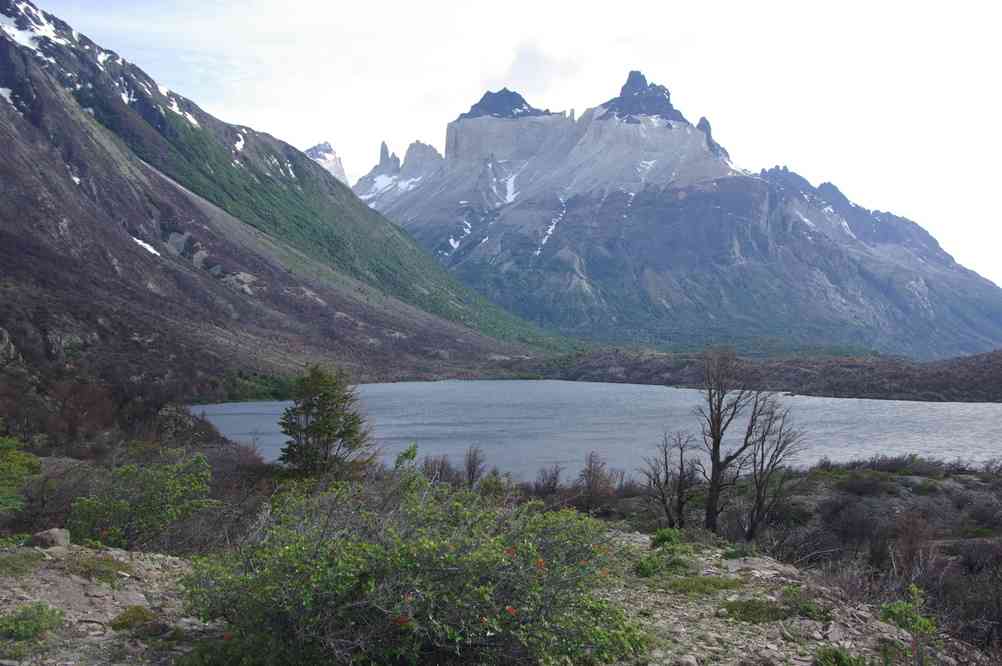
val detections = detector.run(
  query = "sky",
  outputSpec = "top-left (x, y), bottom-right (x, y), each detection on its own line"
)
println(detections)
top-left (41, 0), bottom-right (1002, 286)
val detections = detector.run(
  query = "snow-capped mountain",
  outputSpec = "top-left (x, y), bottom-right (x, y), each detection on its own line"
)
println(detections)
top-left (305, 141), bottom-right (348, 184)
top-left (354, 71), bottom-right (1002, 359)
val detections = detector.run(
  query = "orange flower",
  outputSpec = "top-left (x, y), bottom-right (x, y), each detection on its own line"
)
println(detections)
top-left (579, 560), bottom-right (589, 566)
top-left (534, 558), bottom-right (546, 571)
top-left (505, 606), bottom-right (517, 616)
top-left (222, 632), bottom-right (234, 641)
top-left (503, 547), bottom-right (516, 558)
top-left (392, 615), bottom-right (411, 626)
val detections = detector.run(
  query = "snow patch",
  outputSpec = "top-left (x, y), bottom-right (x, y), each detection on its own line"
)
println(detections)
top-left (535, 197), bottom-right (567, 256)
top-left (794, 210), bottom-right (816, 229)
top-left (0, 87), bottom-right (13, 104)
top-left (234, 133), bottom-right (245, 153)
top-left (131, 237), bottom-right (161, 257)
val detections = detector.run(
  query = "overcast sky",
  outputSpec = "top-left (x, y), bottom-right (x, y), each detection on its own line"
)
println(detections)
top-left (42, 0), bottom-right (1001, 286)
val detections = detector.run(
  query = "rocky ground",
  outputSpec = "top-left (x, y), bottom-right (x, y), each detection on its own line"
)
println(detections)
top-left (608, 532), bottom-right (993, 666)
top-left (0, 530), bottom-right (219, 665)
top-left (0, 529), bottom-right (993, 665)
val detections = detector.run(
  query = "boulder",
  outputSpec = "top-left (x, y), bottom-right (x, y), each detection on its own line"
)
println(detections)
top-left (29, 528), bottom-right (71, 548)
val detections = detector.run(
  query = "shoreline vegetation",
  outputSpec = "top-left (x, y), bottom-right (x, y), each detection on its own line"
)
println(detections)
top-left (190, 346), bottom-right (1002, 406)
top-left (2, 351), bottom-right (1001, 664)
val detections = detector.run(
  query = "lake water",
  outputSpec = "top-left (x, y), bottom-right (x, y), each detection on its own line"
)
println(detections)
top-left (195, 380), bottom-right (1002, 479)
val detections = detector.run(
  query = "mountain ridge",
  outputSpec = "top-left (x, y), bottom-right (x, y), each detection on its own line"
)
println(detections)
top-left (354, 71), bottom-right (1002, 359)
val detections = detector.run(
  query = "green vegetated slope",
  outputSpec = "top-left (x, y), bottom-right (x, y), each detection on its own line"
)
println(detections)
top-left (63, 46), bottom-right (557, 349)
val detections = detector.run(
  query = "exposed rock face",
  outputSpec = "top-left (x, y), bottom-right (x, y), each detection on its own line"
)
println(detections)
top-left (354, 71), bottom-right (1002, 358)
top-left (304, 141), bottom-right (348, 183)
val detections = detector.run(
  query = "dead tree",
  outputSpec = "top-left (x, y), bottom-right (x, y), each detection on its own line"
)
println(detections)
top-left (640, 431), bottom-right (698, 528)
top-left (742, 397), bottom-right (806, 541)
top-left (463, 446), bottom-right (487, 488)
top-left (695, 348), bottom-right (771, 533)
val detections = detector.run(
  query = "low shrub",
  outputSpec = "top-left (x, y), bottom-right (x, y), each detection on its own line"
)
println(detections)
top-left (0, 602), bottom-right (63, 641)
top-left (722, 587), bottom-right (830, 624)
top-left (63, 553), bottom-right (134, 585)
top-left (813, 646), bottom-right (870, 666)
top-left (110, 606), bottom-right (157, 632)
top-left (67, 452), bottom-right (217, 550)
top-left (664, 575), bottom-right (743, 596)
top-left (184, 458), bottom-right (648, 665)
top-left (651, 527), bottom-right (682, 549)
top-left (723, 542), bottom-right (757, 559)
top-left (836, 472), bottom-right (893, 497)
top-left (0, 437), bottom-right (40, 515)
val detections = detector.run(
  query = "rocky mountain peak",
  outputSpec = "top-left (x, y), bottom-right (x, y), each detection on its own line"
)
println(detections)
top-left (620, 70), bottom-right (649, 97)
top-left (601, 70), bottom-right (688, 124)
top-left (400, 140), bottom-right (443, 177)
top-left (697, 116), bottom-right (730, 161)
top-left (457, 88), bottom-right (550, 121)
top-left (304, 141), bottom-right (348, 184)
top-left (377, 140), bottom-right (401, 173)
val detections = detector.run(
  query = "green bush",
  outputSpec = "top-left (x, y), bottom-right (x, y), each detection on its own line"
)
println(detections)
top-left (184, 466), bottom-right (647, 665)
top-left (67, 452), bottom-right (216, 549)
top-left (651, 527), bottom-right (682, 549)
top-left (0, 437), bottom-right (40, 515)
top-left (813, 646), bottom-right (870, 666)
top-left (0, 602), bottom-right (63, 641)
top-left (722, 542), bottom-right (757, 559)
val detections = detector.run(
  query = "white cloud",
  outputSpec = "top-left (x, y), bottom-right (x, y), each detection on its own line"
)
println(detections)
top-left (42, 0), bottom-right (1002, 286)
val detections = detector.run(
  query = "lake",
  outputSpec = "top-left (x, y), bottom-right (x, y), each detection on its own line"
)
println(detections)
top-left (195, 380), bottom-right (1002, 479)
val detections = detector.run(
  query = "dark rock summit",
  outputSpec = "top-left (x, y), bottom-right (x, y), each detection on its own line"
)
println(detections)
top-left (601, 70), bottom-right (688, 123)
top-left (458, 88), bottom-right (550, 120)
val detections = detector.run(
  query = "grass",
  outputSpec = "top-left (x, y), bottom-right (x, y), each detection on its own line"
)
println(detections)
top-left (63, 552), bottom-right (135, 586)
top-left (663, 575), bottom-right (743, 596)
top-left (722, 543), bottom-right (757, 559)
top-left (722, 587), bottom-right (832, 624)
top-left (0, 550), bottom-right (44, 578)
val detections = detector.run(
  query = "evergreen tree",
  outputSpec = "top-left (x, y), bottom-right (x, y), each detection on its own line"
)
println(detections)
top-left (279, 366), bottom-right (372, 476)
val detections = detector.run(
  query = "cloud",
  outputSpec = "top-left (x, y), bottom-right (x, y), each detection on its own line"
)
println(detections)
top-left (486, 42), bottom-right (580, 107)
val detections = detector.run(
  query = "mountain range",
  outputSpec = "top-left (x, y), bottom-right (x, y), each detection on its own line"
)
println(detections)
top-left (353, 72), bottom-right (1002, 359)
top-left (0, 0), bottom-right (555, 395)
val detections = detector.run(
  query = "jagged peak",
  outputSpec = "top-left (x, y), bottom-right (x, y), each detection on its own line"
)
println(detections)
top-left (600, 70), bottom-right (688, 124)
top-left (697, 116), bottom-right (730, 161)
top-left (377, 141), bottom-right (400, 171)
top-left (457, 88), bottom-right (551, 121)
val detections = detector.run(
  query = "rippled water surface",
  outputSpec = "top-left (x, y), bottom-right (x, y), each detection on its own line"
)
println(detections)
top-left (196, 380), bottom-right (1002, 478)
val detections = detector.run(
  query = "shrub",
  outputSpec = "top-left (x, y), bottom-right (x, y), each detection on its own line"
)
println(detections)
top-left (110, 606), bottom-right (157, 632)
top-left (0, 437), bottom-right (40, 515)
top-left (0, 602), bottom-right (63, 641)
top-left (651, 527), bottom-right (682, 549)
top-left (723, 542), bottom-right (756, 559)
top-left (813, 646), bottom-right (870, 666)
top-left (880, 585), bottom-right (936, 664)
top-left (67, 452), bottom-right (216, 549)
top-left (185, 466), bottom-right (647, 665)
top-left (836, 472), bottom-right (892, 497)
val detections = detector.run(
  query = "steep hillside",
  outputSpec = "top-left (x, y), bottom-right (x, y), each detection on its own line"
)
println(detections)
top-left (0, 0), bottom-right (552, 393)
top-left (356, 71), bottom-right (1002, 359)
